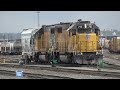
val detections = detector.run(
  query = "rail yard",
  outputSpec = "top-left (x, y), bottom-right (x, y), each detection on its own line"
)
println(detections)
top-left (0, 49), bottom-right (120, 79)
top-left (0, 17), bottom-right (120, 79)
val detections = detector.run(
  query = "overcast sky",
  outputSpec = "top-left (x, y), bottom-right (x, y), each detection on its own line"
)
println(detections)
top-left (0, 11), bottom-right (120, 33)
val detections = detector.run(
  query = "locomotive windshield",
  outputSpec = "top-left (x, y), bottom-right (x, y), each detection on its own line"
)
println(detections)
top-left (77, 23), bottom-right (93, 33)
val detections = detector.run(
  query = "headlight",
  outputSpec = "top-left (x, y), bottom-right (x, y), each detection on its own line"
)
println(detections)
top-left (96, 52), bottom-right (98, 55)
top-left (81, 52), bottom-right (83, 55)
top-left (96, 50), bottom-right (103, 55)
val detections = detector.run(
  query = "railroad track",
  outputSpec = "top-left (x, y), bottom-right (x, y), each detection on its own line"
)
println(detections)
top-left (0, 64), bottom-right (120, 78)
top-left (103, 55), bottom-right (120, 70)
top-left (39, 63), bottom-right (120, 70)
top-left (104, 55), bottom-right (120, 61)
top-left (0, 69), bottom-right (73, 79)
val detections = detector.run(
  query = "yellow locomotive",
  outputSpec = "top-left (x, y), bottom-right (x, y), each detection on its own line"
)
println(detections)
top-left (31, 19), bottom-right (103, 65)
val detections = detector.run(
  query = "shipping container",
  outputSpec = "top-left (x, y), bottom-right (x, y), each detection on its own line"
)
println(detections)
top-left (104, 39), bottom-right (110, 49)
top-left (109, 37), bottom-right (120, 53)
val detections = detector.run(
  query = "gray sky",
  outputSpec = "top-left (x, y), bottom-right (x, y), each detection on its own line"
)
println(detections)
top-left (0, 11), bottom-right (120, 33)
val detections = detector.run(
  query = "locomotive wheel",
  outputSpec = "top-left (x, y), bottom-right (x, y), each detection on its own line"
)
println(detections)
top-left (67, 55), bottom-right (72, 64)
top-left (73, 55), bottom-right (85, 64)
top-left (95, 58), bottom-right (99, 65)
top-left (35, 59), bottom-right (39, 63)
top-left (87, 60), bottom-right (92, 65)
top-left (71, 56), bottom-right (75, 64)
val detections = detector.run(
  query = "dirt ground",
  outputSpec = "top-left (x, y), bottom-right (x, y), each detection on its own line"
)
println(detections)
top-left (0, 55), bottom-right (21, 63)
top-left (103, 49), bottom-right (120, 60)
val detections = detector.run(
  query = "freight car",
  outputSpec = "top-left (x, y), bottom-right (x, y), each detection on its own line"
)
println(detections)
top-left (0, 40), bottom-right (22, 55)
top-left (102, 38), bottom-right (110, 49)
top-left (21, 28), bottom-right (38, 56)
top-left (21, 19), bottom-right (103, 65)
top-left (109, 37), bottom-right (120, 53)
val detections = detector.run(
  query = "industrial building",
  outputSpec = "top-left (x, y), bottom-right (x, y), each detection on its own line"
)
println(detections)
top-left (0, 39), bottom-right (22, 55)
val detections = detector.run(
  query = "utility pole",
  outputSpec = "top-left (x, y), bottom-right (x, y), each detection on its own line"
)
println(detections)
top-left (37, 11), bottom-right (40, 28)
top-left (4, 33), bottom-right (6, 53)
top-left (31, 11), bottom-right (40, 54)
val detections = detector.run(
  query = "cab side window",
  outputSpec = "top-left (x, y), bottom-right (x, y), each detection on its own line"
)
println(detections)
top-left (51, 28), bottom-right (55, 34)
top-left (72, 29), bottom-right (76, 35)
top-left (58, 27), bottom-right (62, 33)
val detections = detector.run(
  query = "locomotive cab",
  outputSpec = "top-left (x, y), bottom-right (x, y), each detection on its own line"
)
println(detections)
top-left (69, 20), bottom-right (103, 64)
